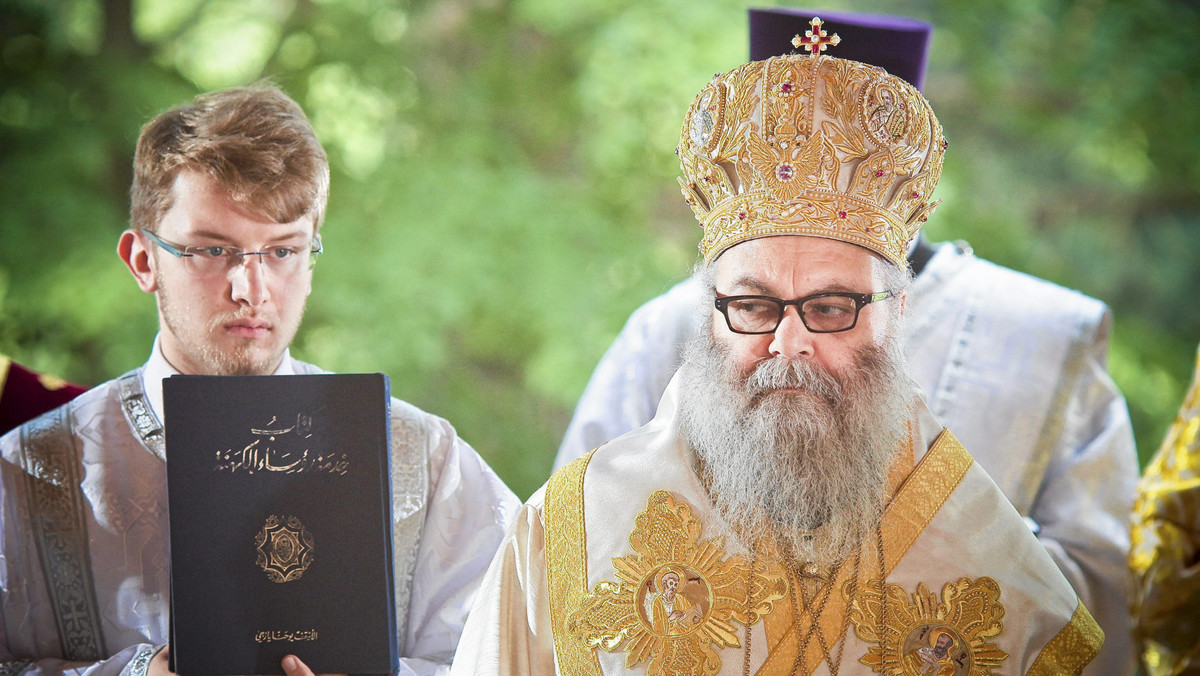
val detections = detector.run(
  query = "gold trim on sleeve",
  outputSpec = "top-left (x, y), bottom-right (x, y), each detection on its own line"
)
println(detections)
top-left (1026, 601), bottom-right (1103, 676)
top-left (544, 449), bottom-right (602, 675)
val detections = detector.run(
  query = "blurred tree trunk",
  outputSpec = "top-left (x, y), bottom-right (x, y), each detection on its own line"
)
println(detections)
top-left (103, 0), bottom-right (147, 57)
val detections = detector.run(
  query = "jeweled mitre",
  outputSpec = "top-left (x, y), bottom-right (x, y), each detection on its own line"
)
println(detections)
top-left (677, 46), bottom-right (947, 266)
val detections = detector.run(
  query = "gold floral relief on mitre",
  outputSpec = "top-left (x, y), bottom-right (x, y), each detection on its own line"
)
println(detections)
top-left (677, 41), bottom-right (946, 266)
top-left (847, 576), bottom-right (1008, 675)
top-left (565, 491), bottom-right (787, 676)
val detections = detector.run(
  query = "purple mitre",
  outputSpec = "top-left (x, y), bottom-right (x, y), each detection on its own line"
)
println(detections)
top-left (748, 7), bottom-right (932, 91)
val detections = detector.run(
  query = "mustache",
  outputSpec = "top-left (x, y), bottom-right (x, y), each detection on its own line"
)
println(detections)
top-left (207, 310), bottom-right (275, 330)
top-left (740, 356), bottom-right (844, 406)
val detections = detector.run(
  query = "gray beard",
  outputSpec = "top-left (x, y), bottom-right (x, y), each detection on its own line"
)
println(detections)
top-left (677, 329), bottom-right (913, 567)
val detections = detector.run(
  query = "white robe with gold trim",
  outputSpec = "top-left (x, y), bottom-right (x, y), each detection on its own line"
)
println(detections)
top-left (453, 377), bottom-right (1101, 675)
top-left (552, 243), bottom-right (1136, 675)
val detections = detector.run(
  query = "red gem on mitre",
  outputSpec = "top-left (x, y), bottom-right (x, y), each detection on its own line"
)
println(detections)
top-left (838, 211), bottom-right (848, 219)
top-left (780, 83), bottom-right (794, 93)
top-left (737, 211), bottom-right (748, 220)
top-left (776, 164), bottom-right (796, 181)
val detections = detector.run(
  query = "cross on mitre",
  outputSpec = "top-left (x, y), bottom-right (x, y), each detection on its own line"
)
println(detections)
top-left (792, 16), bottom-right (841, 56)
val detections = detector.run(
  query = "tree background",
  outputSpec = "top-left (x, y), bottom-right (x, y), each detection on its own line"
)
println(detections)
top-left (1, 0), bottom-right (1197, 499)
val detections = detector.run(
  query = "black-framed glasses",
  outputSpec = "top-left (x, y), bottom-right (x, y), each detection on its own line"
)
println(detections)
top-left (714, 290), bottom-right (893, 334)
top-left (140, 229), bottom-right (322, 275)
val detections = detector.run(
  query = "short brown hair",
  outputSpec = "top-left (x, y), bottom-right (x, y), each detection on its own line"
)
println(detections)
top-left (130, 84), bottom-right (329, 234)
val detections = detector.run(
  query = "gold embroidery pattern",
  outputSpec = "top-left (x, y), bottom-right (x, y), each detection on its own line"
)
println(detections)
top-left (1026, 601), bottom-right (1103, 676)
top-left (566, 491), bottom-right (786, 676)
top-left (677, 44), bottom-right (946, 266)
top-left (848, 576), bottom-right (1008, 675)
top-left (881, 431), bottom-right (972, 571)
top-left (545, 450), bottom-right (602, 675)
top-left (1130, 344), bottom-right (1200, 674)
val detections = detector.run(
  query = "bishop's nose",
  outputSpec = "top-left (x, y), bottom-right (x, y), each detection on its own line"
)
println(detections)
top-left (768, 305), bottom-right (815, 360)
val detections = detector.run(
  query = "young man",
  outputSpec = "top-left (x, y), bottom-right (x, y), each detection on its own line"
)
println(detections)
top-left (0, 85), bottom-right (518, 676)
top-left (454, 23), bottom-right (1101, 674)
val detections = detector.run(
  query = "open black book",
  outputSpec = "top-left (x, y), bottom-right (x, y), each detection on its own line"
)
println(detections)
top-left (164, 373), bottom-right (397, 676)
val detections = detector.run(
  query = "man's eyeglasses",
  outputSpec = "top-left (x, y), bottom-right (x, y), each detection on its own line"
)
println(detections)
top-left (140, 229), bottom-right (322, 275)
top-left (714, 291), bottom-right (893, 334)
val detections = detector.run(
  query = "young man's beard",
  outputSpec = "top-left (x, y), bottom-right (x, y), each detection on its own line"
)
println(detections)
top-left (156, 273), bottom-right (301, 376)
top-left (677, 326), bottom-right (913, 567)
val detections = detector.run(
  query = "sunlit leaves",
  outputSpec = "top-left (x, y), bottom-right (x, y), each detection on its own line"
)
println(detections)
top-left (307, 62), bottom-right (401, 178)
top-left (162, 0), bottom-right (292, 88)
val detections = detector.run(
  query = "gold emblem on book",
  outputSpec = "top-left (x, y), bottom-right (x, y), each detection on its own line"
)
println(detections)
top-left (256, 515), bottom-right (314, 583)
top-left (847, 576), bottom-right (1008, 675)
top-left (565, 491), bottom-right (787, 676)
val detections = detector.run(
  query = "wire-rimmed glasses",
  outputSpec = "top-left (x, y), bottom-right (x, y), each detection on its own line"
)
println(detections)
top-left (140, 229), bottom-right (322, 275)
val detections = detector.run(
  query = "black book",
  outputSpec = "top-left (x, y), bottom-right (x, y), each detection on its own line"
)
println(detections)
top-left (164, 373), bottom-right (398, 676)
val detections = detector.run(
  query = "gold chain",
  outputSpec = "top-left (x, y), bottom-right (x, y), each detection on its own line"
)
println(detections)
top-left (823, 549), bottom-right (862, 676)
top-left (743, 548), bottom-right (755, 676)
top-left (779, 545), bottom-right (860, 676)
top-left (876, 522), bottom-right (887, 665)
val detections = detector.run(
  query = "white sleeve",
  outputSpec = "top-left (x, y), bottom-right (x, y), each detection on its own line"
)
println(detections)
top-left (399, 418), bottom-right (520, 674)
top-left (0, 645), bottom-right (160, 676)
top-left (449, 499), bottom-right (555, 676)
top-left (1026, 316), bottom-right (1138, 676)
top-left (553, 279), bottom-right (703, 470)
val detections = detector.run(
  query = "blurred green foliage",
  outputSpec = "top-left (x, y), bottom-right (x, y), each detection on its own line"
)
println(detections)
top-left (1, 0), bottom-right (1197, 499)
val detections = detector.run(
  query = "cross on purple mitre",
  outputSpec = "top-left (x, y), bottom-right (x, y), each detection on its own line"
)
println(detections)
top-left (791, 16), bottom-right (841, 56)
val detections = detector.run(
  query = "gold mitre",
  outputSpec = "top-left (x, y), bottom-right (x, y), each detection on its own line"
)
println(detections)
top-left (677, 22), bottom-right (946, 266)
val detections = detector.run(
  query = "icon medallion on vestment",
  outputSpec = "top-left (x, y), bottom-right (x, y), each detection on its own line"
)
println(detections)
top-left (847, 576), bottom-right (1008, 675)
top-left (565, 490), bottom-right (787, 676)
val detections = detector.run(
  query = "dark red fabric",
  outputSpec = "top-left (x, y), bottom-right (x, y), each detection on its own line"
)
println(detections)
top-left (0, 357), bottom-right (88, 435)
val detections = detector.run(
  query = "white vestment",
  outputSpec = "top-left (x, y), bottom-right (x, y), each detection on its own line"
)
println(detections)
top-left (453, 378), bottom-right (1103, 675)
top-left (0, 338), bottom-right (519, 676)
top-left (554, 242), bottom-right (1137, 675)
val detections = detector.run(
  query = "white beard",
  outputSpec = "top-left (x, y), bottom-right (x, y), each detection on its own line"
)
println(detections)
top-left (677, 329), bottom-right (913, 566)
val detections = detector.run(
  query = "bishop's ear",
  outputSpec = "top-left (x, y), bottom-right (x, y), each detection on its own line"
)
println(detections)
top-left (117, 229), bottom-right (158, 293)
